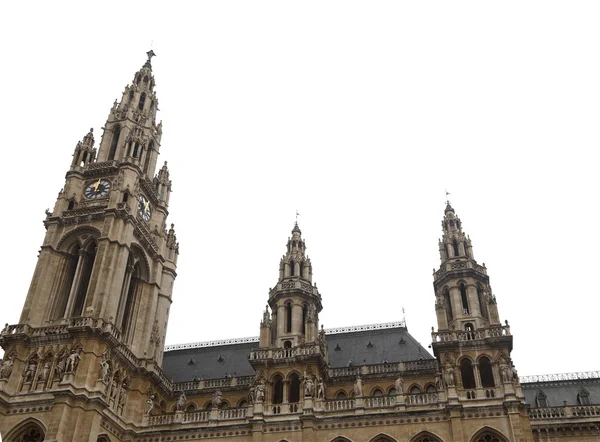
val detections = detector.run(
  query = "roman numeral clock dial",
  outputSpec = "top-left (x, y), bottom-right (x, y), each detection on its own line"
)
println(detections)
top-left (137, 194), bottom-right (152, 222)
top-left (84, 179), bottom-right (111, 199)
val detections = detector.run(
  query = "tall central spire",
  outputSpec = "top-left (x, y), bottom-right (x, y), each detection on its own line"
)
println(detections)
top-left (279, 222), bottom-right (312, 282)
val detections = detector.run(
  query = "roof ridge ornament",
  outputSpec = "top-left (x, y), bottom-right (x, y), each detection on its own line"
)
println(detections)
top-left (145, 49), bottom-right (156, 68)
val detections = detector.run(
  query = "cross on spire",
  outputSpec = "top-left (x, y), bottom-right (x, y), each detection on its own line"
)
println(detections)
top-left (145, 50), bottom-right (156, 68)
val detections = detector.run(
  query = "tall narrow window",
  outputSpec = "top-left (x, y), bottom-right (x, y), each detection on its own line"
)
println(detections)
top-left (453, 239), bottom-right (459, 257)
top-left (302, 304), bottom-right (307, 335)
top-left (132, 142), bottom-right (139, 158)
top-left (477, 285), bottom-right (488, 319)
top-left (290, 260), bottom-right (295, 276)
top-left (299, 262), bottom-right (304, 278)
top-left (72, 241), bottom-right (97, 317)
top-left (128, 90), bottom-right (134, 103)
top-left (144, 141), bottom-right (153, 173)
top-left (444, 289), bottom-right (453, 322)
top-left (460, 359), bottom-right (476, 389)
top-left (273, 375), bottom-right (283, 404)
top-left (138, 92), bottom-right (146, 111)
top-left (479, 357), bottom-right (495, 387)
top-left (286, 302), bottom-right (292, 333)
top-left (536, 391), bottom-right (548, 407)
top-left (126, 141), bottom-right (132, 157)
top-left (289, 373), bottom-right (300, 403)
top-left (460, 283), bottom-right (469, 314)
top-left (108, 126), bottom-right (121, 161)
top-left (54, 244), bottom-right (80, 319)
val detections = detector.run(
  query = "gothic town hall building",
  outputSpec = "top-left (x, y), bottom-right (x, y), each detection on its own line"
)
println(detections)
top-left (1, 53), bottom-right (599, 442)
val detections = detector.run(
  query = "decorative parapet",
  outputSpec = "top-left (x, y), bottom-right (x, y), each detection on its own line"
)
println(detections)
top-left (328, 359), bottom-right (438, 380)
top-left (164, 321), bottom-right (407, 352)
top-left (431, 325), bottom-right (510, 343)
top-left (434, 259), bottom-right (487, 281)
top-left (520, 371), bottom-right (600, 384)
top-left (528, 404), bottom-right (600, 421)
top-left (249, 343), bottom-right (322, 362)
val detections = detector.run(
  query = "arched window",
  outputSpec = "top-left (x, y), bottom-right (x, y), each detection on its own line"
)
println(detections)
top-left (6, 422), bottom-right (45, 442)
top-left (289, 373), bottom-right (300, 403)
top-left (479, 357), bottom-right (495, 387)
top-left (138, 92), bottom-right (146, 110)
top-left (135, 74), bottom-right (141, 84)
top-left (453, 239), bottom-right (459, 256)
top-left (409, 385), bottom-right (421, 395)
top-left (460, 283), bottom-right (469, 314)
top-left (372, 388), bottom-right (384, 397)
top-left (204, 401), bottom-right (213, 410)
top-left (460, 359), bottom-right (476, 389)
top-left (290, 260), bottom-right (295, 276)
top-left (108, 126), bottom-right (121, 161)
top-left (238, 399), bottom-right (249, 408)
top-left (70, 240), bottom-right (97, 317)
top-left (299, 262), bottom-right (304, 278)
top-left (336, 390), bottom-right (347, 400)
top-left (388, 387), bottom-right (396, 396)
top-left (143, 75), bottom-right (149, 85)
top-left (471, 428), bottom-right (509, 442)
top-left (128, 90), bottom-right (134, 102)
top-left (120, 261), bottom-right (143, 343)
top-left (286, 302), bottom-right (292, 333)
top-left (185, 403), bottom-right (196, 412)
top-left (425, 384), bottom-right (437, 393)
top-left (410, 432), bottom-right (444, 442)
top-left (272, 375), bottom-right (284, 404)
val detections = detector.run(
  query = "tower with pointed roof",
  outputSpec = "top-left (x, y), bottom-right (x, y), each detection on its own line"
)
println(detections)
top-left (431, 201), bottom-right (531, 441)
top-left (0, 52), bottom-right (179, 441)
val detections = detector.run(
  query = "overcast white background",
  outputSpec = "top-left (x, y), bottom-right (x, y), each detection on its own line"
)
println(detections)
top-left (0, 1), bottom-right (598, 377)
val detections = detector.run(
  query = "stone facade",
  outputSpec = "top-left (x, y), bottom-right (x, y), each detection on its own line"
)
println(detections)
top-left (0, 52), bottom-right (598, 442)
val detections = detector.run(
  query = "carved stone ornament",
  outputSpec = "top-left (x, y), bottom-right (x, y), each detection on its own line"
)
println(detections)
top-left (176, 391), bottom-right (186, 412)
top-left (146, 393), bottom-right (155, 416)
top-left (99, 352), bottom-right (111, 382)
top-left (212, 390), bottom-right (223, 409)
top-left (255, 382), bottom-right (266, 403)
top-left (65, 349), bottom-right (81, 373)
top-left (316, 377), bottom-right (326, 400)
top-left (0, 354), bottom-right (14, 379)
top-left (395, 376), bottom-right (404, 394)
top-left (353, 375), bottom-right (363, 397)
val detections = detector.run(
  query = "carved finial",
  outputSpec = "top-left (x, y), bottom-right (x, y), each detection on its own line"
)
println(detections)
top-left (145, 50), bottom-right (156, 67)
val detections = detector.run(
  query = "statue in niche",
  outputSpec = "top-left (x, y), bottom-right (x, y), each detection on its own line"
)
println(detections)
top-left (248, 384), bottom-right (256, 404)
top-left (39, 362), bottom-right (51, 383)
top-left (353, 375), bottom-right (363, 398)
top-left (54, 352), bottom-right (68, 380)
top-left (444, 365), bottom-right (456, 387)
top-left (255, 382), bottom-right (266, 403)
top-left (23, 359), bottom-right (38, 383)
top-left (502, 365), bottom-right (515, 382)
top-left (99, 353), bottom-right (111, 382)
top-left (435, 372), bottom-right (443, 390)
top-left (119, 382), bottom-right (128, 408)
top-left (395, 376), bottom-right (404, 394)
top-left (0, 355), bottom-right (13, 379)
top-left (212, 390), bottom-right (223, 409)
top-left (316, 377), bottom-right (326, 400)
top-left (176, 392), bottom-right (186, 411)
top-left (304, 372), bottom-right (314, 397)
top-left (66, 349), bottom-right (81, 373)
top-left (145, 394), bottom-right (155, 416)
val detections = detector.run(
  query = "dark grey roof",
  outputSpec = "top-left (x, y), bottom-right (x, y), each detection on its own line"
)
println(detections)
top-left (161, 325), bottom-right (433, 383)
top-left (522, 377), bottom-right (600, 406)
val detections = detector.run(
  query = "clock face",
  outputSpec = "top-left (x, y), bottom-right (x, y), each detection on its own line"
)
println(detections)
top-left (138, 195), bottom-right (152, 222)
top-left (84, 179), bottom-right (111, 199)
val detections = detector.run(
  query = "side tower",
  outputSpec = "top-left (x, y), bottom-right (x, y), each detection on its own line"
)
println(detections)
top-left (0, 52), bottom-right (179, 441)
top-left (249, 222), bottom-right (328, 415)
top-left (431, 202), bottom-right (532, 441)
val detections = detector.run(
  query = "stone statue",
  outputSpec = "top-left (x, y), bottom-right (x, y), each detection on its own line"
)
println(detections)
top-left (119, 383), bottom-right (128, 407)
top-left (248, 384), bottom-right (256, 404)
top-left (394, 376), bottom-right (404, 394)
top-left (353, 375), bottom-right (363, 397)
top-left (501, 365), bottom-right (513, 382)
top-left (176, 392), bottom-right (187, 411)
top-left (23, 359), bottom-right (38, 383)
top-left (55, 352), bottom-right (68, 380)
top-left (513, 367), bottom-right (519, 383)
top-left (317, 377), bottom-right (325, 400)
top-left (99, 355), bottom-right (111, 382)
top-left (39, 362), bottom-right (51, 382)
top-left (110, 380), bottom-right (118, 400)
top-left (0, 355), bottom-right (13, 379)
top-left (1, 323), bottom-right (8, 334)
top-left (66, 350), bottom-right (81, 373)
top-left (435, 372), bottom-right (443, 390)
top-left (444, 366), bottom-right (456, 387)
top-left (304, 373), bottom-right (314, 397)
top-left (212, 390), bottom-right (223, 409)
top-left (255, 382), bottom-right (266, 403)
top-left (145, 394), bottom-right (155, 416)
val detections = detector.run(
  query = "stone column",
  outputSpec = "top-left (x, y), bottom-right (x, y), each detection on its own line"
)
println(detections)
top-left (292, 304), bottom-right (303, 335)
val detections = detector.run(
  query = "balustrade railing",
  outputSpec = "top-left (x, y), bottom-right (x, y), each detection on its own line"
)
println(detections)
top-left (432, 325), bottom-right (510, 343)
top-left (183, 410), bottom-right (210, 423)
top-left (367, 363), bottom-right (399, 374)
top-left (403, 359), bottom-right (438, 372)
top-left (324, 399), bottom-right (355, 411)
top-left (148, 414), bottom-right (175, 425)
top-left (364, 396), bottom-right (395, 408)
top-left (219, 407), bottom-right (247, 420)
top-left (205, 378), bottom-right (232, 388)
top-left (571, 405), bottom-right (600, 417)
top-left (405, 393), bottom-right (438, 405)
top-left (528, 407), bottom-right (566, 419)
top-left (329, 366), bottom-right (361, 377)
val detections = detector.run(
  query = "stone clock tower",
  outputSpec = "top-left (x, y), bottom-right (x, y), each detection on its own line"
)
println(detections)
top-left (0, 51), bottom-right (179, 441)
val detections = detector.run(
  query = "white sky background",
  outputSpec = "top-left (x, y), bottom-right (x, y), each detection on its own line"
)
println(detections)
top-left (0, 1), bottom-right (598, 377)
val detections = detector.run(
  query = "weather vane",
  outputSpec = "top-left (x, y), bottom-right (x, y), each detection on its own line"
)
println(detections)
top-left (146, 49), bottom-right (156, 64)
top-left (295, 210), bottom-right (300, 223)
top-left (445, 189), bottom-right (451, 204)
